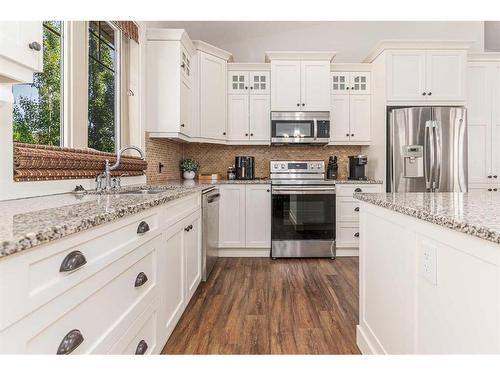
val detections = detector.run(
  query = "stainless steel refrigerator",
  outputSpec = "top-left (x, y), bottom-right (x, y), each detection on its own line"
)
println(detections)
top-left (387, 107), bottom-right (468, 193)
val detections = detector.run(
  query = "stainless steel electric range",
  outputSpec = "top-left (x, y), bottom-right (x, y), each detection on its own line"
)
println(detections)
top-left (270, 160), bottom-right (336, 259)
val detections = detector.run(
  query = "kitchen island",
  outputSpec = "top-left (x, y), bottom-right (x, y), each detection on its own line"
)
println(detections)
top-left (355, 192), bottom-right (500, 354)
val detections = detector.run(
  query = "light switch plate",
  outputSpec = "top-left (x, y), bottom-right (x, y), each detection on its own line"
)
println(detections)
top-left (420, 242), bottom-right (437, 285)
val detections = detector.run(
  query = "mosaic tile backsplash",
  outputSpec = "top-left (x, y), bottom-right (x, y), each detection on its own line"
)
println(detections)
top-left (146, 134), bottom-right (362, 183)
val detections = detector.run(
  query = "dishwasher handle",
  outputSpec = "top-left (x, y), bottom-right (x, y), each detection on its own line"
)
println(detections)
top-left (207, 193), bottom-right (220, 203)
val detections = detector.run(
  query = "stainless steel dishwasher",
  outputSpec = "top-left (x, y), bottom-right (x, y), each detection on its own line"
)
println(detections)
top-left (202, 187), bottom-right (220, 282)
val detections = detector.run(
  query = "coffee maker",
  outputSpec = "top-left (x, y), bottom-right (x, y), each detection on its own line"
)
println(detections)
top-left (348, 155), bottom-right (368, 180)
top-left (235, 156), bottom-right (255, 180)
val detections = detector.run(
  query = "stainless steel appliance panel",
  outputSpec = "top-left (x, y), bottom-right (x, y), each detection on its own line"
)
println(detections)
top-left (202, 187), bottom-right (219, 282)
top-left (271, 111), bottom-right (330, 144)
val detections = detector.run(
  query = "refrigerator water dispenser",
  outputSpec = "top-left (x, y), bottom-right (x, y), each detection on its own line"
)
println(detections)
top-left (402, 145), bottom-right (423, 178)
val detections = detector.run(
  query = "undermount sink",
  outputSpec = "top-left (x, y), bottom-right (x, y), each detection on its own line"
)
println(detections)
top-left (116, 189), bottom-right (168, 195)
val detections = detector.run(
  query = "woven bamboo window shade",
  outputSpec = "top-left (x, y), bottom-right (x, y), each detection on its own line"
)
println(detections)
top-left (111, 21), bottom-right (139, 43)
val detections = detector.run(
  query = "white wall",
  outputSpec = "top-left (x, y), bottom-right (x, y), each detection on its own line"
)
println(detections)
top-left (147, 21), bottom-right (485, 62)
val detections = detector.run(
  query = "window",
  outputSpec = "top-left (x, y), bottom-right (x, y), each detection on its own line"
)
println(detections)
top-left (12, 21), bottom-right (64, 146)
top-left (88, 21), bottom-right (120, 153)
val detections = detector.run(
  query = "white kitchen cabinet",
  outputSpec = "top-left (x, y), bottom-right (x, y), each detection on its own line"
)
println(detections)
top-left (146, 29), bottom-right (195, 139)
top-left (0, 21), bottom-right (43, 83)
top-left (467, 61), bottom-right (500, 188)
top-left (184, 213), bottom-right (202, 301)
top-left (245, 185), bottom-right (271, 248)
top-left (330, 71), bottom-right (371, 144)
top-left (227, 69), bottom-right (271, 144)
top-left (219, 184), bottom-right (272, 249)
top-left (386, 49), bottom-right (466, 102)
top-left (200, 51), bottom-right (227, 140)
top-left (219, 185), bottom-right (247, 248)
top-left (270, 60), bottom-right (301, 111)
top-left (300, 60), bottom-right (331, 111)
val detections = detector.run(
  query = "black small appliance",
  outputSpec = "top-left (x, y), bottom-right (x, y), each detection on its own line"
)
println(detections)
top-left (348, 155), bottom-right (368, 180)
top-left (235, 156), bottom-right (255, 180)
top-left (326, 156), bottom-right (338, 180)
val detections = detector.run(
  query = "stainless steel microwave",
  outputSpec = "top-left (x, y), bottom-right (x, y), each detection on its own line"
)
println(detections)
top-left (271, 111), bottom-right (330, 144)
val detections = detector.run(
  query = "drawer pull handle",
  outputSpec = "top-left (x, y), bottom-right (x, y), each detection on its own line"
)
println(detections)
top-left (354, 188), bottom-right (362, 193)
top-left (354, 232), bottom-right (360, 238)
top-left (135, 340), bottom-right (148, 355)
top-left (135, 272), bottom-right (148, 288)
top-left (57, 329), bottom-right (84, 355)
top-left (137, 221), bottom-right (150, 234)
top-left (59, 251), bottom-right (87, 273)
top-left (184, 224), bottom-right (193, 232)
top-left (354, 207), bottom-right (360, 212)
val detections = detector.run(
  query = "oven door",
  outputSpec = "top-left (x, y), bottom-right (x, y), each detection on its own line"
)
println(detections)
top-left (271, 186), bottom-right (336, 258)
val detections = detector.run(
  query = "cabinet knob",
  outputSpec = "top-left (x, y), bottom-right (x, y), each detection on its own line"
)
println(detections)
top-left (346, 87), bottom-right (350, 90)
top-left (223, 132), bottom-right (226, 136)
top-left (267, 189), bottom-right (270, 192)
top-left (60, 251), bottom-right (87, 273)
top-left (57, 329), bottom-right (84, 355)
top-left (488, 188), bottom-right (493, 192)
top-left (245, 133), bottom-right (249, 136)
top-left (354, 232), bottom-right (360, 238)
top-left (354, 207), bottom-right (360, 212)
top-left (296, 103), bottom-right (300, 107)
top-left (488, 175), bottom-right (492, 179)
top-left (181, 63), bottom-right (185, 69)
top-left (346, 133), bottom-right (350, 137)
top-left (494, 175), bottom-right (498, 179)
top-left (351, 87), bottom-right (355, 90)
top-left (180, 123), bottom-right (185, 127)
top-left (137, 221), bottom-right (150, 235)
top-left (250, 133), bottom-right (254, 137)
top-left (422, 92), bottom-right (427, 96)
top-left (301, 103), bottom-right (305, 106)
top-left (135, 340), bottom-right (148, 355)
top-left (351, 133), bottom-right (354, 137)
top-left (184, 224), bottom-right (193, 232)
top-left (354, 188), bottom-right (362, 193)
top-left (134, 272), bottom-right (148, 288)
top-left (494, 188), bottom-right (498, 192)
top-left (250, 86), bottom-right (254, 90)
top-left (428, 92), bottom-right (432, 96)
top-left (29, 41), bottom-right (41, 51)
top-left (245, 86), bottom-right (248, 90)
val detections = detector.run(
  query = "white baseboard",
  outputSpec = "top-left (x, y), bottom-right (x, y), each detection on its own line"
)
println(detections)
top-left (356, 324), bottom-right (385, 355)
top-left (218, 248), bottom-right (271, 257)
top-left (218, 247), bottom-right (359, 258)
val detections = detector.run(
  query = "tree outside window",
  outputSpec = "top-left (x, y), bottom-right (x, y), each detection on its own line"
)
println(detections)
top-left (88, 21), bottom-right (119, 153)
top-left (12, 21), bottom-right (63, 146)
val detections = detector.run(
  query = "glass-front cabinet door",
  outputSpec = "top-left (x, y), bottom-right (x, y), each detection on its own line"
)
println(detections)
top-left (228, 71), bottom-right (249, 94)
top-left (331, 72), bottom-right (350, 94)
top-left (350, 72), bottom-right (371, 94)
top-left (249, 71), bottom-right (270, 94)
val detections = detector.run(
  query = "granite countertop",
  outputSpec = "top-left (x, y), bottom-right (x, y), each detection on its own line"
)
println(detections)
top-left (333, 179), bottom-right (382, 184)
top-left (355, 192), bottom-right (500, 244)
top-left (214, 179), bottom-right (382, 184)
top-left (0, 182), bottom-right (214, 259)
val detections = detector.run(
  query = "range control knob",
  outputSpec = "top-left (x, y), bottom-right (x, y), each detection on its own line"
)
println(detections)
top-left (280, 164), bottom-right (286, 169)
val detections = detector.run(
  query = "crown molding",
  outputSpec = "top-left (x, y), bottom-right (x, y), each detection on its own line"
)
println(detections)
top-left (192, 40), bottom-right (233, 62)
top-left (146, 28), bottom-right (195, 55)
top-left (265, 51), bottom-right (336, 62)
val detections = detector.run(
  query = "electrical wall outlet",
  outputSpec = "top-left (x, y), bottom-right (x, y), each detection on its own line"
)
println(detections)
top-left (420, 243), bottom-right (437, 285)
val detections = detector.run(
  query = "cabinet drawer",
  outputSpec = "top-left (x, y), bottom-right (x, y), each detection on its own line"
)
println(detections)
top-left (336, 184), bottom-right (382, 197)
top-left (1, 237), bottom-right (159, 354)
top-left (110, 300), bottom-right (158, 355)
top-left (337, 225), bottom-right (360, 248)
top-left (338, 198), bottom-right (361, 222)
top-left (0, 210), bottom-right (159, 330)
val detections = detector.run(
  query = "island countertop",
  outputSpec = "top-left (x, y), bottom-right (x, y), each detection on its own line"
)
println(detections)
top-left (355, 192), bottom-right (500, 245)
top-left (0, 182), bottom-right (215, 258)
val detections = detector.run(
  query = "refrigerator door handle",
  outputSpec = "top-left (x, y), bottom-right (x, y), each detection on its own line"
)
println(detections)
top-left (424, 121), bottom-right (433, 190)
top-left (433, 120), bottom-right (441, 190)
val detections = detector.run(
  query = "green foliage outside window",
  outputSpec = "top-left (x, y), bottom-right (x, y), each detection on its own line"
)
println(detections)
top-left (12, 21), bottom-right (62, 146)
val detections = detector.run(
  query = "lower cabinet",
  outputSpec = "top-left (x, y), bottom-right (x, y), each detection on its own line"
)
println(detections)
top-left (219, 184), bottom-right (271, 248)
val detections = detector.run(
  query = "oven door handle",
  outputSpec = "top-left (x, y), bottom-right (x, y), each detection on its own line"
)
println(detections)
top-left (272, 187), bottom-right (336, 195)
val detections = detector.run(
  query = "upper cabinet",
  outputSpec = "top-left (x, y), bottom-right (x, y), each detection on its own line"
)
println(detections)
top-left (330, 69), bottom-right (371, 145)
top-left (0, 22), bottom-right (43, 83)
top-left (227, 65), bottom-right (271, 144)
top-left (386, 49), bottom-right (467, 102)
top-left (146, 29), bottom-right (196, 139)
top-left (267, 51), bottom-right (335, 112)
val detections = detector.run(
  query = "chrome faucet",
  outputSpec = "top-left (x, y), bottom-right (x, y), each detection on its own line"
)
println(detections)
top-left (98, 145), bottom-right (145, 192)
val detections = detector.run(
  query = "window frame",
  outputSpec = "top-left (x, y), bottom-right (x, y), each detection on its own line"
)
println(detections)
top-left (87, 21), bottom-right (121, 153)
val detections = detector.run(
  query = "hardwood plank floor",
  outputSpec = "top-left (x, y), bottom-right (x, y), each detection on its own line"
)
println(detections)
top-left (162, 257), bottom-right (360, 354)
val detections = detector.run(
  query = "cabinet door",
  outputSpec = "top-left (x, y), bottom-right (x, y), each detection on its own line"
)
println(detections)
top-left (180, 46), bottom-right (192, 82)
top-left (330, 94), bottom-right (351, 142)
top-left (331, 72), bottom-right (350, 94)
top-left (270, 60), bottom-right (301, 111)
top-left (349, 95), bottom-right (371, 142)
top-left (249, 71), bottom-right (270, 95)
top-left (219, 185), bottom-right (246, 248)
top-left (0, 21), bottom-right (43, 82)
top-left (228, 71), bottom-right (249, 94)
top-left (350, 72), bottom-right (371, 95)
top-left (245, 185), bottom-right (271, 248)
top-left (200, 52), bottom-right (227, 139)
top-left (426, 50), bottom-right (466, 101)
top-left (386, 50), bottom-right (426, 101)
top-left (159, 224), bottom-right (185, 338)
top-left (184, 213), bottom-right (201, 301)
top-left (492, 65), bottom-right (500, 181)
top-left (467, 64), bottom-right (492, 184)
top-left (180, 76), bottom-right (191, 136)
top-left (300, 60), bottom-right (331, 111)
top-left (227, 94), bottom-right (250, 141)
top-left (249, 95), bottom-right (271, 142)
